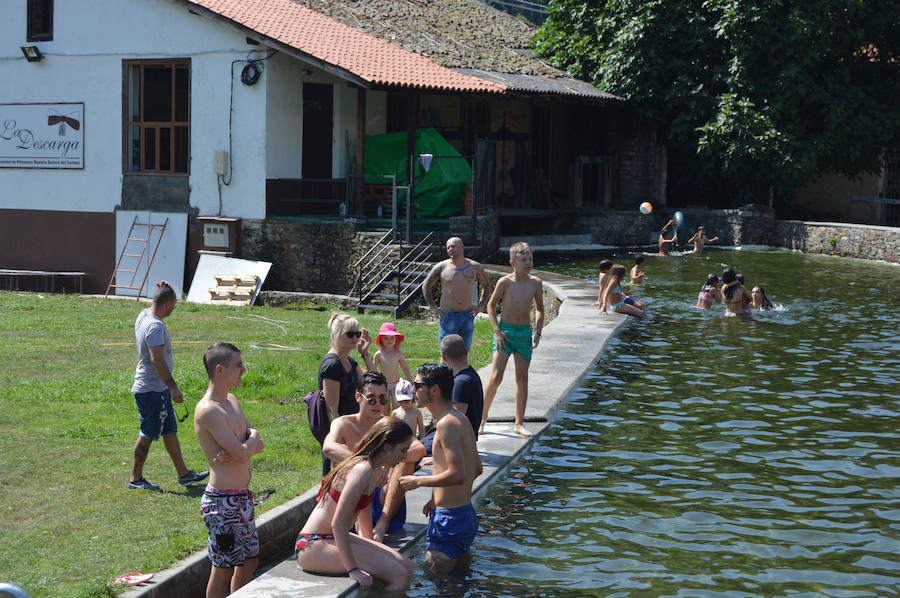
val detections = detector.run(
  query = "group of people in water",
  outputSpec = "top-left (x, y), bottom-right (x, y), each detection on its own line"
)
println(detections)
top-left (595, 219), bottom-right (776, 319)
top-left (696, 270), bottom-right (774, 315)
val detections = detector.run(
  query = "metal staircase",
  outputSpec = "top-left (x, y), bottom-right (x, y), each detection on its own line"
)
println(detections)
top-left (351, 230), bottom-right (439, 318)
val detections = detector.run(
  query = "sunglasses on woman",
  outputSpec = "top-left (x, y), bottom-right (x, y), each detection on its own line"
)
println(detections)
top-left (344, 330), bottom-right (362, 339)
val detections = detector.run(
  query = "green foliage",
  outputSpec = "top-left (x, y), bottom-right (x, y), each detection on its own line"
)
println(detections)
top-left (534, 0), bottom-right (900, 205)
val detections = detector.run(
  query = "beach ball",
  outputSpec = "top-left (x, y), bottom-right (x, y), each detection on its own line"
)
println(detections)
top-left (639, 202), bottom-right (653, 215)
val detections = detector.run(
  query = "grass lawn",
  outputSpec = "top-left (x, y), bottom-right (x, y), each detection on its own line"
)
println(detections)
top-left (0, 291), bottom-right (493, 598)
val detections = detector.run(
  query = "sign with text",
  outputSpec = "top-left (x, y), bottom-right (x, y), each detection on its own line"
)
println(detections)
top-left (0, 103), bottom-right (84, 169)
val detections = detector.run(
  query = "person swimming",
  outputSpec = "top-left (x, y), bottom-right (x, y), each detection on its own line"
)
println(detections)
top-left (695, 274), bottom-right (721, 310)
top-left (720, 269), bottom-right (750, 316)
top-left (750, 285), bottom-right (774, 311)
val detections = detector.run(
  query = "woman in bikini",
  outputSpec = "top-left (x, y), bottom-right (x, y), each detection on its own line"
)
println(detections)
top-left (295, 417), bottom-right (414, 590)
top-left (599, 265), bottom-right (647, 319)
top-left (695, 274), bottom-right (721, 310)
top-left (720, 269), bottom-right (751, 316)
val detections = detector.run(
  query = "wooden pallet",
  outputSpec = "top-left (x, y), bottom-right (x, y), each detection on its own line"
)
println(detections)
top-left (209, 274), bottom-right (259, 306)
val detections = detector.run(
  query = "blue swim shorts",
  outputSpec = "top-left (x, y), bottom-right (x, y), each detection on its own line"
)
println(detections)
top-left (426, 503), bottom-right (479, 560)
top-left (439, 309), bottom-right (474, 351)
top-left (371, 486), bottom-right (407, 534)
top-left (135, 389), bottom-right (177, 440)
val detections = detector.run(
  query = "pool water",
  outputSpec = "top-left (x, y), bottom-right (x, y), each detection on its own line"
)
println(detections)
top-left (402, 249), bottom-right (900, 597)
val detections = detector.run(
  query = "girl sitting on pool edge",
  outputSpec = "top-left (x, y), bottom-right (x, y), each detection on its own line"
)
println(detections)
top-left (599, 265), bottom-right (647, 319)
top-left (295, 418), bottom-right (414, 591)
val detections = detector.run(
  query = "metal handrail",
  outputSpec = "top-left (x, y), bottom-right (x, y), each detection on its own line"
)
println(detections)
top-left (351, 228), bottom-right (395, 271)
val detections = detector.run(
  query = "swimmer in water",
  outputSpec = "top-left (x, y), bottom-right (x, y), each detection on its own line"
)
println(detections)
top-left (695, 274), bottom-right (721, 310)
top-left (599, 265), bottom-right (647, 319)
top-left (630, 255), bottom-right (646, 284)
top-left (750, 285), bottom-right (774, 311)
top-left (720, 269), bottom-right (750, 316)
top-left (687, 226), bottom-right (719, 253)
top-left (658, 220), bottom-right (677, 256)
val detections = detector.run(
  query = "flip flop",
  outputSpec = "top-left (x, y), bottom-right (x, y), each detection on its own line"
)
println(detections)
top-left (111, 572), bottom-right (154, 586)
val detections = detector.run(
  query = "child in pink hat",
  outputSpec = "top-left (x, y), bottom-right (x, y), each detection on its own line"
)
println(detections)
top-left (374, 322), bottom-right (412, 410)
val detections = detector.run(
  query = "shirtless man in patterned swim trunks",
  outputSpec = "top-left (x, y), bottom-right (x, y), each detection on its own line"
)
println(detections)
top-left (194, 343), bottom-right (264, 598)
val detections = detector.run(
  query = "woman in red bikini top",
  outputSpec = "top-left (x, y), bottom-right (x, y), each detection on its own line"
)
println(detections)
top-left (295, 417), bottom-right (414, 591)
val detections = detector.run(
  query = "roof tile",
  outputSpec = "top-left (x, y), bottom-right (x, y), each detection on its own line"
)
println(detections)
top-left (187, 0), bottom-right (506, 93)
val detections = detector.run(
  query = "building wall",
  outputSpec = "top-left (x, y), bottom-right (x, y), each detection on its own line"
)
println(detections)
top-left (265, 53), bottom-right (303, 179)
top-left (0, 0), bottom-right (268, 219)
top-left (789, 170), bottom-right (884, 224)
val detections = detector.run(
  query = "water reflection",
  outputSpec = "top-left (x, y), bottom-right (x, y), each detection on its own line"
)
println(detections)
top-left (396, 250), bottom-right (900, 597)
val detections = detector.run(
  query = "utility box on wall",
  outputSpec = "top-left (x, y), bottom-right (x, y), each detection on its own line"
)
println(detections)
top-left (197, 216), bottom-right (241, 256)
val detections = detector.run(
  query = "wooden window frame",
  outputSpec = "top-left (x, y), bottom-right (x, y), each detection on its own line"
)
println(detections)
top-left (27, 0), bottom-right (53, 42)
top-left (123, 59), bottom-right (191, 176)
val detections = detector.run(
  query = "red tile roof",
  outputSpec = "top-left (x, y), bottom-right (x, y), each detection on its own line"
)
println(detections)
top-left (183, 0), bottom-right (506, 93)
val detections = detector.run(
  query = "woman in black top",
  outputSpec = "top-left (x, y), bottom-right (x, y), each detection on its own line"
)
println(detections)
top-left (319, 313), bottom-right (375, 421)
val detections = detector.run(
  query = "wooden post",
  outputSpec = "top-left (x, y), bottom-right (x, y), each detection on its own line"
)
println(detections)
top-left (355, 85), bottom-right (367, 216)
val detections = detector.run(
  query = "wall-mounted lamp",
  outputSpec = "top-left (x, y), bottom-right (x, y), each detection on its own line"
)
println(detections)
top-left (21, 45), bottom-right (43, 62)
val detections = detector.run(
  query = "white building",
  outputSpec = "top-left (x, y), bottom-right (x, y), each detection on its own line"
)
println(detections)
top-left (2, 0), bottom-right (655, 295)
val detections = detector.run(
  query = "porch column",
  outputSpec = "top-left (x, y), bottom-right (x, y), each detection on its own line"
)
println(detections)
top-left (405, 90), bottom-right (419, 241)
top-left (355, 85), bottom-right (367, 216)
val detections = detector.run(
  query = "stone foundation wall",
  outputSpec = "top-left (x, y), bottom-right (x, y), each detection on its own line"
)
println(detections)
top-left (449, 213), bottom-right (500, 258)
top-left (242, 210), bottom-right (897, 296)
top-left (241, 219), bottom-right (358, 294)
top-left (774, 221), bottom-right (899, 263)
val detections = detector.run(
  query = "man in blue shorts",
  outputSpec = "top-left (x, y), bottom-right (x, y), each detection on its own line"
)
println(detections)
top-left (400, 364), bottom-right (482, 572)
top-left (128, 282), bottom-right (207, 490)
top-left (422, 237), bottom-right (491, 351)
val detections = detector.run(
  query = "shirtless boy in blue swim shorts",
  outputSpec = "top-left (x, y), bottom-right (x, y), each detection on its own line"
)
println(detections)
top-left (400, 364), bottom-right (482, 572)
top-left (481, 242), bottom-right (544, 437)
top-left (194, 343), bottom-right (264, 598)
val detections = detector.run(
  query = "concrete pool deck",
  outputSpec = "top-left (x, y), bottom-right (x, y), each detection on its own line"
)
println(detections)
top-left (124, 267), bottom-right (629, 598)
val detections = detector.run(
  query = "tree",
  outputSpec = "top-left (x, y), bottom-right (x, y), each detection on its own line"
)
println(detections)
top-left (533, 0), bottom-right (900, 207)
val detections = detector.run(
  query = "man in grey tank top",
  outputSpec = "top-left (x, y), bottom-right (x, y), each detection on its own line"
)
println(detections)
top-left (128, 282), bottom-right (207, 490)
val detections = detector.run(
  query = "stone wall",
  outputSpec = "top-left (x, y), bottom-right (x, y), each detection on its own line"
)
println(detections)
top-left (774, 221), bottom-right (899, 263)
top-left (241, 219), bottom-right (359, 294)
top-left (241, 209), bottom-right (897, 296)
top-left (449, 212), bottom-right (500, 258)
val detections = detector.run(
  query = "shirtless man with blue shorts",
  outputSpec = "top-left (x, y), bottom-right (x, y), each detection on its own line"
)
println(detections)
top-left (400, 364), bottom-right (482, 573)
top-left (422, 237), bottom-right (491, 351)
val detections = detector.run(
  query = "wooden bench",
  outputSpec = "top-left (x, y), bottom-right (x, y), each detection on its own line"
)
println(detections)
top-left (0, 269), bottom-right (86, 293)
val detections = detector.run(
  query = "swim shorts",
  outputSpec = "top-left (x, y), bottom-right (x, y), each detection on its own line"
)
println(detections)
top-left (201, 486), bottom-right (259, 568)
top-left (134, 389), bottom-right (177, 440)
top-left (492, 321), bottom-right (533, 361)
top-left (439, 309), bottom-right (475, 350)
top-left (426, 503), bottom-right (479, 560)
top-left (371, 486), bottom-right (407, 534)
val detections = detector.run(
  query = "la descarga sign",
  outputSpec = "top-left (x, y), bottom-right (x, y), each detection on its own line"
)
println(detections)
top-left (0, 103), bottom-right (84, 169)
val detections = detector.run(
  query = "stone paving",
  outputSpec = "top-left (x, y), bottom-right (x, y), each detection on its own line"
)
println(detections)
top-left (125, 266), bottom-right (629, 598)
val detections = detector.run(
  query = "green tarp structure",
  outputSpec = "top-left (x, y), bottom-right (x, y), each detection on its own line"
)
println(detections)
top-left (364, 127), bottom-right (472, 218)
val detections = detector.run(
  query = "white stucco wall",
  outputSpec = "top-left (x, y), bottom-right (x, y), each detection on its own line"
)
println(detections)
top-left (265, 53), bottom-right (302, 179)
top-left (0, 0), bottom-right (267, 218)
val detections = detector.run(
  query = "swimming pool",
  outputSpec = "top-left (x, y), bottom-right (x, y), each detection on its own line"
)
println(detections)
top-left (402, 248), bottom-right (900, 597)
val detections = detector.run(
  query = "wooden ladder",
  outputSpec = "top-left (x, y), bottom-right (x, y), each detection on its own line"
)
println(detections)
top-left (105, 215), bottom-right (168, 299)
